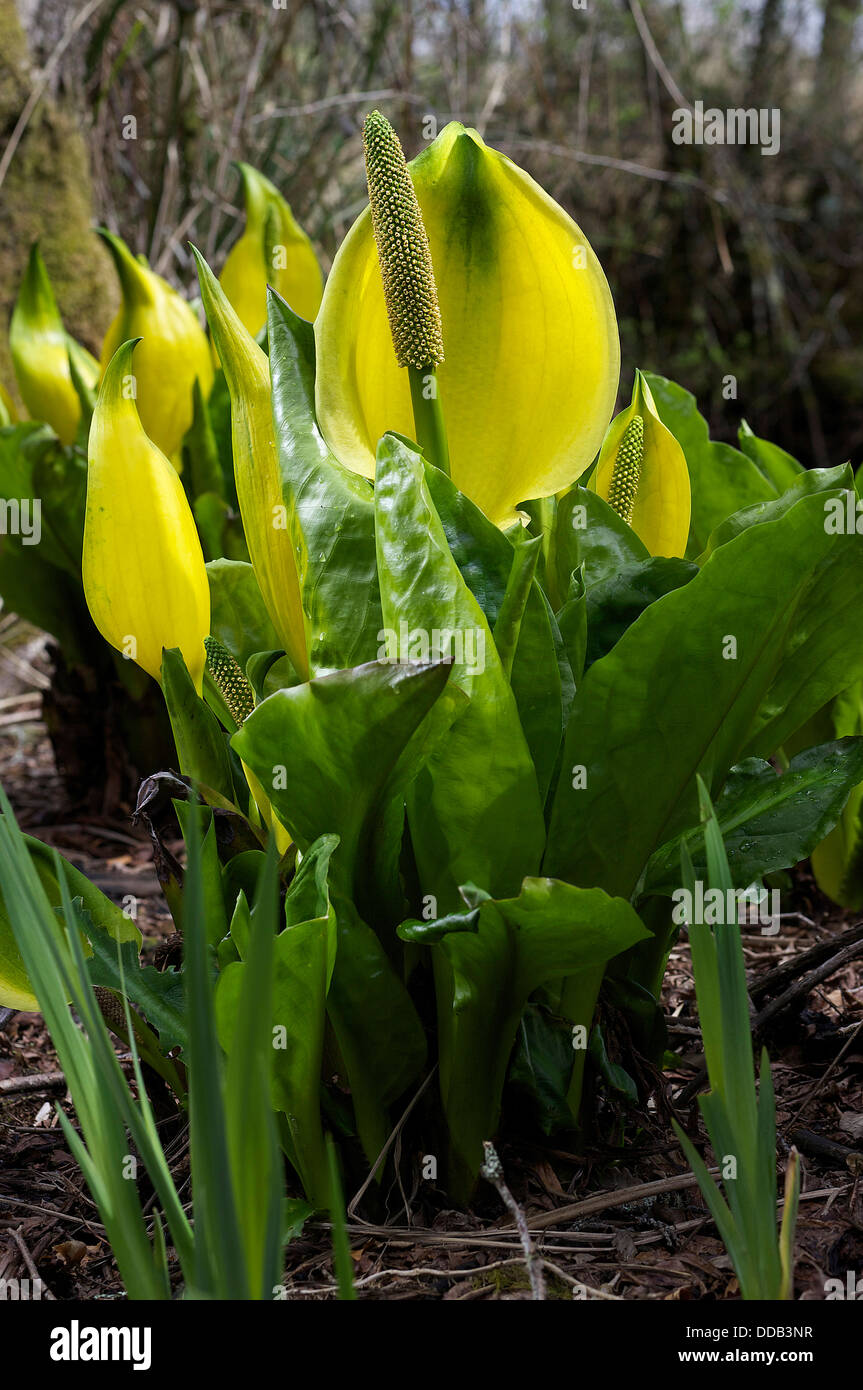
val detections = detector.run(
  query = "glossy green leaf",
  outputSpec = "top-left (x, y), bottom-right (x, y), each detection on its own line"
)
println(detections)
top-left (424, 463), bottom-right (565, 800)
top-left (375, 434), bottom-right (545, 911)
top-left (267, 291), bottom-right (381, 671)
top-left (423, 462), bottom-right (513, 623)
top-left (743, 495), bottom-right (863, 758)
top-left (234, 657), bottom-right (450, 911)
top-left (698, 464), bottom-right (852, 562)
top-left (544, 493), bottom-right (863, 899)
top-left (161, 647), bottom-right (235, 801)
top-left (645, 739), bottom-right (863, 894)
top-left (410, 877), bottom-right (648, 1197)
top-left (738, 420), bottom-right (803, 494)
top-left (552, 485), bottom-right (648, 604)
top-left (234, 659), bottom-right (444, 1161)
top-left (584, 555), bottom-right (697, 670)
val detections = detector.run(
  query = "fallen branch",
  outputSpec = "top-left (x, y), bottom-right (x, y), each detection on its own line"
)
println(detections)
top-left (753, 937), bottom-right (863, 1034)
top-left (480, 1141), bottom-right (545, 1300)
top-left (750, 920), bottom-right (863, 1003)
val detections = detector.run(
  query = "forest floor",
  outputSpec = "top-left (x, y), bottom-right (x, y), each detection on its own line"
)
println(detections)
top-left (0, 636), bottom-right (861, 1302)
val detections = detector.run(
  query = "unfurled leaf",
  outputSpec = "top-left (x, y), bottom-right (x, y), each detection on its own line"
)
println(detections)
top-left (399, 877), bottom-right (648, 1197)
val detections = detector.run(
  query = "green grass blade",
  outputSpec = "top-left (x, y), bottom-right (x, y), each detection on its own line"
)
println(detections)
top-left (183, 801), bottom-right (250, 1298)
top-left (224, 838), bottom-right (284, 1298)
top-left (326, 1134), bottom-right (357, 1301)
top-left (779, 1147), bottom-right (801, 1300)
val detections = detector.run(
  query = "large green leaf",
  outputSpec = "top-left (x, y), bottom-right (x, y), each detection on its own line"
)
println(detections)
top-left (423, 462), bottom-right (513, 623)
top-left (375, 433), bottom-right (546, 912)
top-left (267, 291), bottom-right (381, 672)
top-left (400, 877), bottom-right (648, 1198)
top-left (698, 464), bottom-right (852, 562)
top-left (234, 657), bottom-right (451, 913)
top-left (743, 511), bottom-right (863, 757)
top-left (234, 659), bottom-right (444, 1160)
top-left (424, 463), bottom-right (565, 802)
top-left (544, 491), bottom-right (863, 899)
top-left (0, 834), bottom-right (140, 1011)
top-left (81, 919), bottom-right (186, 1054)
top-left (738, 420), bottom-right (803, 494)
top-left (552, 485), bottom-right (648, 603)
top-left (643, 373), bottom-right (775, 555)
top-left (584, 555), bottom-right (697, 669)
top-left (644, 739), bottom-right (863, 894)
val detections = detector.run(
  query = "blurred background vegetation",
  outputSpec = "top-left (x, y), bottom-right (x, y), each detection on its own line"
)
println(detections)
top-left (1, 0), bottom-right (861, 466)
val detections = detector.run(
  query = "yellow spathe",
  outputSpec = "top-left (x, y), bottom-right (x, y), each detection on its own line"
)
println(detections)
top-left (10, 244), bottom-right (98, 446)
top-left (220, 163), bottom-right (322, 335)
top-left (99, 229), bottom-right (213, 463)
top-left (592, 369), bottom-right (691, 558)
top-left (315, 122), bottom-right (620, 527)
top-left (83, 339), bottom-right (210, 692)
top-left (194, 248), bottom-right (309, 680)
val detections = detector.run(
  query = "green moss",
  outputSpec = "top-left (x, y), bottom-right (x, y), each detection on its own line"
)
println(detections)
top-left (0, 0), bottom-right (117, 404)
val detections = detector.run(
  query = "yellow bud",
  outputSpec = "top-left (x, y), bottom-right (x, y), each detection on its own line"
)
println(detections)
top-left (220, 163), bottom-right (322, 335)
top-left (9, 244), bottom-right (97, 446)
top-left (592, 370), bottom-right (690, 557)
top-left (98, 230), bottom-right (214, 463)
top-left (83, 339), bottom-right (210, 693)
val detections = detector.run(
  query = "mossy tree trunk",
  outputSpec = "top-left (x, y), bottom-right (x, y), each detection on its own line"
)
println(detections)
top-left (0, 0), bottom-right (115, 401)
